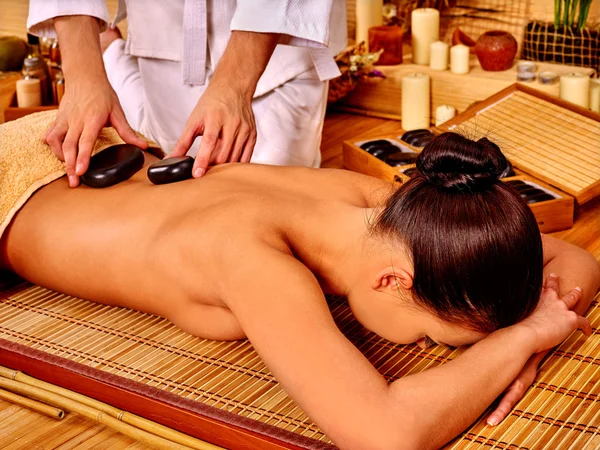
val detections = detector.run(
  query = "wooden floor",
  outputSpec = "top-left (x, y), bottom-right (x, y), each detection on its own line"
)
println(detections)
top-left (0, 110), bottom-right (598, 449)
top-left (0, 398), bottom-right (149, 449)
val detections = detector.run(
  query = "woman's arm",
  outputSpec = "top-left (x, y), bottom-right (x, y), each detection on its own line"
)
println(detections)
top-left (541, 234), bottom-right (600, 311)
top-left (487, 234), bottom-right (600, 426)
top-left (225, 248), bottom-right (587, 449)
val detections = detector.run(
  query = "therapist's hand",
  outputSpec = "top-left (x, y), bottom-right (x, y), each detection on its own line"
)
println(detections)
top-left (170, 80), bottom-right (256, 178)
top-left (50, 15), bottom-right (148, 188)
top-left (44, 79), bottom-right (147, 187)
top-left (168, 30), bottom-right (279, 177)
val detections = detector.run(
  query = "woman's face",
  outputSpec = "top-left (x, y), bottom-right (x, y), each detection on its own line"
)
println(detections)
top-left (348, 289), bottom-right (488, 349)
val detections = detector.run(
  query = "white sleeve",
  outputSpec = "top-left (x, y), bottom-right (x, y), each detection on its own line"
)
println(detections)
top-left (230, 0), bottom-right (336, 48)
top-left (27, 0), bottom-right (111, 38)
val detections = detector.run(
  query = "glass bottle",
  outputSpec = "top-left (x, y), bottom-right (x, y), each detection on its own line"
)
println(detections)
top-left (53, 69), bottom-right (65, 105)
top-left (23, 57), bottom-right (50, 105)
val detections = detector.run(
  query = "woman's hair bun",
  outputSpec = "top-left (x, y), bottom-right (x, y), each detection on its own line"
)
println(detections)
top-left (416, 132), bottom-right (508, 191)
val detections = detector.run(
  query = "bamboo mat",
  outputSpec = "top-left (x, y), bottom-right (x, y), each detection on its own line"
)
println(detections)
top-left (0, 277), bottom-right (599, 449)
top-left (446, 90), bottom-right (600, 203)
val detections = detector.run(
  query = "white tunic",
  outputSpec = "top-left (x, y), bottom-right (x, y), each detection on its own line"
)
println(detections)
top-left (28, 0), bottom-right (347, 167)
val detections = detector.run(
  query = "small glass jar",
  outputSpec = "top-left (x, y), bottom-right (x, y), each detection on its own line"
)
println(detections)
top-left (53, 69), bottom-right (65, 105)
top-left (50, 40), bottom-right (61, 66)
top-left (23, 57), bottom-right (50, 105)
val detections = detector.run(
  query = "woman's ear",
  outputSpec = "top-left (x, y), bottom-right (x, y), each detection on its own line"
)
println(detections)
top-left (372, 267), bottom-right (413, 291)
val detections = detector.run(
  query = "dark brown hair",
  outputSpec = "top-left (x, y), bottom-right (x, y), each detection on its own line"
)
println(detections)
top-left (375, 132), bottom-right (543, 332)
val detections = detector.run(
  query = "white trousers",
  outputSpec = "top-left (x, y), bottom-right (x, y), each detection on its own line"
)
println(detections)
top-left (103, 39), bottom-right (328, 168)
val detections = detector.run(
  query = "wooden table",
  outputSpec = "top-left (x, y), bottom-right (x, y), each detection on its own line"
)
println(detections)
top-left (0, 111), bottom-right (598, 449)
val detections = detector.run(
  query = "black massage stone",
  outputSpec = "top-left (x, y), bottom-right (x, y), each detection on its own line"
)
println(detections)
top-left (81, 144), bottom-right (145, 188)
top-left (401, 129), bottom-right (434, 148)
top-left (403, 168), bottom-right (418, 177)
top-left (401, 129), bottom-right (431, 141)
top-left (525, 193), bottom-right (555, 204)
top-left (370, 146), bottom-right (399, 160)
top-left (512, 183), bottom-right (533, 191)
top-left (360, 140), bottom-right (393, 151)
top-left (384, 152), bottom-right (419, 167)
top-left (506, 180), bottom-right (528, 188)
top-left (147, 156), bottom-right (194, 185)
top-left (407, 134), bottom-right (434, 148)
top-left (519, 187), bottom-right (545, 198)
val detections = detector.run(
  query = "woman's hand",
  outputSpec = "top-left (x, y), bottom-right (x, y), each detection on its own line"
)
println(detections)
top-left (44, 79), bottom-right (148, 188)
top-left (486, 274), bottom-right (592, 427)
top-left (517, 273), bottom-right (591, 355)
top-left (486, 352), bottom-right (541, 426)
top-left (169, 81), bottom-right (257, 178)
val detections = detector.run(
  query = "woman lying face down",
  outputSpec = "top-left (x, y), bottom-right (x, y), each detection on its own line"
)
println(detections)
top-left (2, 131), bottom-right (599, 450)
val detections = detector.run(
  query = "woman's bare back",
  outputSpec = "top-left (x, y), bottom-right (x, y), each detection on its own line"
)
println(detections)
top-left (1, 154), bottom-right (388, 339)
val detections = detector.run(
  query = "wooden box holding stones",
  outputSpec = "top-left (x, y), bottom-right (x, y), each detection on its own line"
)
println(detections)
top-left (342, 131), bottom-right (426, 184)
top-left (343, 130), bottom-right (573, 233)
top-left (436, 83), bottom-right (600, 205)
top-left (342, 81), bottom-right (600, 233)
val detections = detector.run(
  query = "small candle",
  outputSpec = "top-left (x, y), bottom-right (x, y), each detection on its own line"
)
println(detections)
top-left (411, 8), bottom-right (439, 65)
top-left (589, 79), bottom-right (600, 113)
top-left (450, 44), bottom-right (470, 74)
top-left (356, 0), bottom-right (383, 50)
top-left (517, 61), bottom-right (537, 73)
top-left (435, 105), bottom-right (456, 126)
top-left (429, 41), bottom-right (448, 70)
top-left (369, 25), bottom-right (404, 65)
top-left (16, 78), bottom-right (42, 107)
top-left (560, 73), bottom-right (590, 108)
top-left (402, 73), bottom-right (431, 131)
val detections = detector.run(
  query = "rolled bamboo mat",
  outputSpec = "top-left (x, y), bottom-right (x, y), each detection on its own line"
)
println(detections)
top-left (0, 278), bottom-right (599, 449)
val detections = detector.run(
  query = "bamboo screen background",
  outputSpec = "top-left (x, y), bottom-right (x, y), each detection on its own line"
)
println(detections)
top-left (345, 0), bottom-right (600, 46)
top-left (1, 277), bottom-right (600, 449)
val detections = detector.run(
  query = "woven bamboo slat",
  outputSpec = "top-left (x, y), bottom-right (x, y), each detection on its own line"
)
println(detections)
top-left (0, 280), bottom-right (599, 449)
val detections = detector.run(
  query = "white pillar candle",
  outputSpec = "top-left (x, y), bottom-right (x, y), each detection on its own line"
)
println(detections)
top-left (589, 79), bottom-right (600, 113)
top-left (401, 73), bottom-right (431, 131)
top-left (16, 78), bottom-right (42, 107)
top-left (560, 73), bottom-right (590, 108)
top-left (429, 41), bottom-right (448, 71)
top-left (435, 105), bottom-right (456, 126)
top-left (411, 8), bottom-right (439, 65)
top-left (356, 0), bottom-right (383, 50)
top-left (450, 44), bottom-right (470, 74)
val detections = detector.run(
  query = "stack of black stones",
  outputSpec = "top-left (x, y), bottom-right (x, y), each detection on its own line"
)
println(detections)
top-left (359, 129), bottom-right (435, 178)
top-left (359, 130), bottom-right (555, 205)
top-left (505, 180), bottom-right (557, 204)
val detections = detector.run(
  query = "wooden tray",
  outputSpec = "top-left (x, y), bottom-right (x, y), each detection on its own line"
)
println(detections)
top-left (343, 134), bottom-right (574, 233)
top-left (435, 83), bottom-right (600, 204)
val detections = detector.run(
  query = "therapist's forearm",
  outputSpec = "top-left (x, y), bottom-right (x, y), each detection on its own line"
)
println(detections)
top-left (209, 31), bottom-right (280, 100)
top-left (54, 16), bottom-right (108, 85)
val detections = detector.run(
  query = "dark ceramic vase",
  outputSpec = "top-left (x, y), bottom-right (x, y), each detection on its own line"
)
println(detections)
top-left (475, 30), bottom-right (518, 71)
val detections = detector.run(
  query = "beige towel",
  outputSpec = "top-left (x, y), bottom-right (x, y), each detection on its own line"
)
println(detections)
top-left (0, 110), bottom-right (162, 240)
